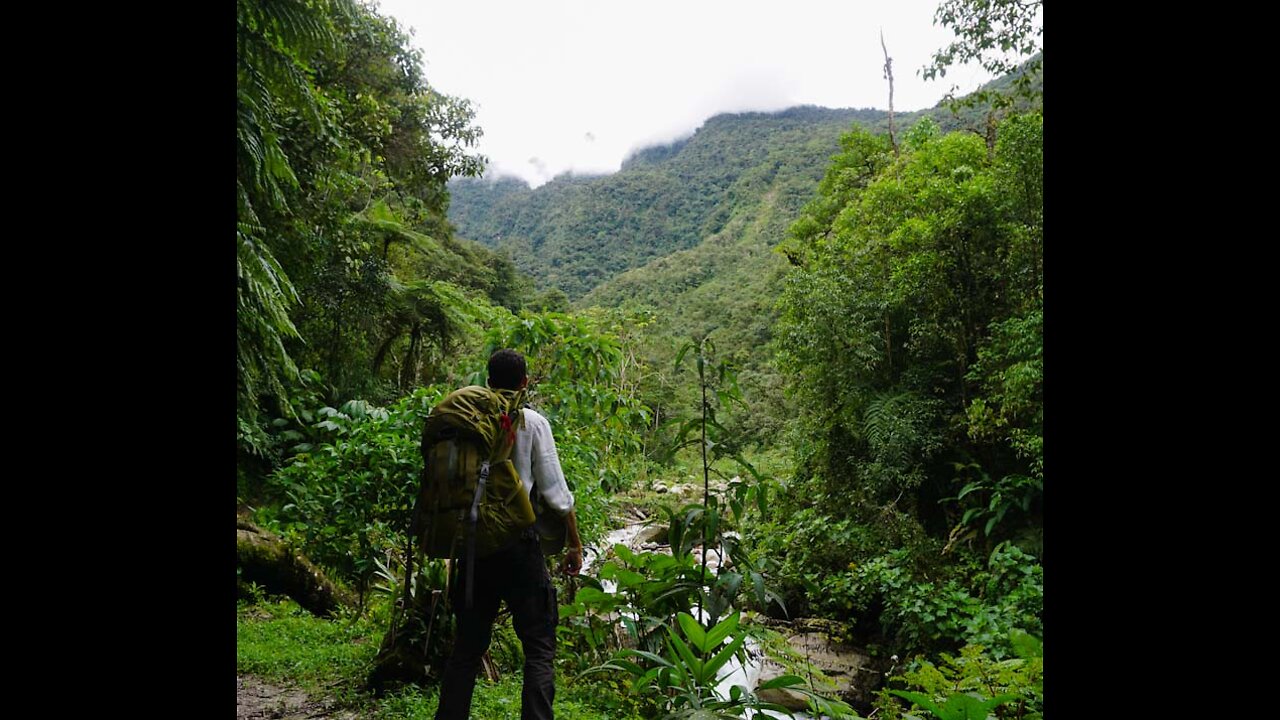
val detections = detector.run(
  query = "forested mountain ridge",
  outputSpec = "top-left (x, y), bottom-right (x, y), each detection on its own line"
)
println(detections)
top-left (447, 58), bottom-right (1040, 304)
top-left (447, 106), bottom-right (894, 297)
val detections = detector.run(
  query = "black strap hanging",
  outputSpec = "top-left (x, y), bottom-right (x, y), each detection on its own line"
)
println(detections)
top-left (463, 460), bottom-right (491, 609)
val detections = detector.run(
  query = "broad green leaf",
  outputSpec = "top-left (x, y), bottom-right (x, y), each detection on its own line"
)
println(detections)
top-left (755, 483), bottom-right (769, 516)
top-left (1010, 629), bottom-right (1043, 659)
top-left (666, 630), bottom-right (703, 682)
top-left (715, 573), bottom-right (743, 604)
top-left (704, 610), bottom-right (740, 649)
top-left (617, 648), bottom-right (674, 668)
top-left (988, 492), bottom-right (1003, 511)
top-left (574, 587), bottom-right (611, 605)
top-left (606, 658), bottom-right (646, 676)
top-left (982, 693), bottom-right (1020, 711)
top-left (751, 571), bottom-right (766, 606)
top-left (635, 666), bottom-right (663, 691)
top-left (889, 690), bottom-right (943, 716)
top-left (601, 565), bottom-right (647, 587)
top-left (674, 341), bottom-right (694, 371)
top-left (677, 612), bottom-right (709, 653)
top-left (655, 583), bottom-right (699, 604)
top-left (758, 674), bottom-right (805, 690)
top-left (669, 651), bottom-right (689, 686)
top-left (702, 634), bottom-right (746, 680)
top-left (577, 663), bottom-right (628, 678)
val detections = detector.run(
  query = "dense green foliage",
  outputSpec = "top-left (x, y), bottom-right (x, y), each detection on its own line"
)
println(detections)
top-left (260, 305), bottom-right (653, 588)
top-left (875, 632), bottom-right (1043, 719)
top-left (449, 74), bottom-right (1041, 459)
top-left (237, 0), bottom-right (533, 495)
top-left (754, 113), bottom-right (1043, 660)
top-left (448, 69), bottom-right (1039, 309)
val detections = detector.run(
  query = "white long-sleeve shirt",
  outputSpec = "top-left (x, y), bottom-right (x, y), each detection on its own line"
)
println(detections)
top-left (511, 408), bottom-right (575, 516)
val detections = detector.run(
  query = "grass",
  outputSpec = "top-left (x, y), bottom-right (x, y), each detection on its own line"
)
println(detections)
top-left (368, 674), bottom-right (647, 720)
top-left (236, 594), bottom-right (647, 719)
top-left (237, 595), bottom-right (383, 703)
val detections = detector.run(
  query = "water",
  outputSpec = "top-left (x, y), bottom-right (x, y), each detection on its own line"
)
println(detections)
top-left (582, 519), bottom-right (822, 719)
top-left (581, 522), bottom-right (648, 575)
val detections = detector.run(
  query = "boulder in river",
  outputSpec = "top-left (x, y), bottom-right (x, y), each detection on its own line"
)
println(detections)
top-left (754, 618), bottom-right (885, 712)
top-left (634, 522), bottom-right (669, 546)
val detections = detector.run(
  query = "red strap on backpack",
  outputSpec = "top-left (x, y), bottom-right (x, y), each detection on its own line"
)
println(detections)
top-left (500, 412), bottom-right (515, 445)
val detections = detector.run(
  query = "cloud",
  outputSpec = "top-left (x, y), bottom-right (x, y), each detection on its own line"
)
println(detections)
top-left (379, 0), bottom-right (1001, 187)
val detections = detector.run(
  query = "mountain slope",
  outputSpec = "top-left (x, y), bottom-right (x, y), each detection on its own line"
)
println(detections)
top-left (447, 106), bottom-right (893, 297)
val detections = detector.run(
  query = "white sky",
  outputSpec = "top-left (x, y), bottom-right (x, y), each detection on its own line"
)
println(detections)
top-left (376, 0), bottom-right (998, 187)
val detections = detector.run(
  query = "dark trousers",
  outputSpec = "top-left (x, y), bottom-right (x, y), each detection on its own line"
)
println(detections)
top-left (435, 531), bottom-right (558, 720)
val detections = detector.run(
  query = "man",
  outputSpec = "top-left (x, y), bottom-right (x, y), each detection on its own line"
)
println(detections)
top-left (434, 348), bottom-right (583, 720)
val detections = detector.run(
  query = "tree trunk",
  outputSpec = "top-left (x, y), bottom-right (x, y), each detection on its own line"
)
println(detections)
top-left (236, 517), bottom-right (353, 617)
top-left (881, 29), bottom-right (898, 158)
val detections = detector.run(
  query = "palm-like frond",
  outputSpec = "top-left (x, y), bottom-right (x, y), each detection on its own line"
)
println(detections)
top-left (237, 219), bottom-right (303, 407)
top-left (239, 0), bottom-right (338, 60)
top-left (351, 199), bottom-right (451, 263)
top-left (370, 277), bottom-right (487, 392)
top-left (236, 0), bottom-right (350, 416)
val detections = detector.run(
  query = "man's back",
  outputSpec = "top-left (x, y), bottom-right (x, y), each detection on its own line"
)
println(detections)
top-left (511, 407), bottom-right (575, 517)
top-left (434, 349), bottom-right (583, 720)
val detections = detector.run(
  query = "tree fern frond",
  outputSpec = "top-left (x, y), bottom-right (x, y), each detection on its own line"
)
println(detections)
top-left (864, 391), bottom-right (911, 453)
top-left (349, 200), bottom-right (450, 263)
top-left (238, 228), bottom-right (301, 315)
top-left (237, 223), bottom-right (304, 411)
top-left (262, 130), bottom-right (299, 189)
top-left (239, 31), bottom-right (324, 129)
top-left (236, 183), bottom-right (259, 227)
top-left (241, 0), bottom-right (338, 60)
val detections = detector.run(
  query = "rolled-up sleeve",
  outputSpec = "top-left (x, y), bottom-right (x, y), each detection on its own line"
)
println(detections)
top-left (528, 410), bottom-right (575, 516)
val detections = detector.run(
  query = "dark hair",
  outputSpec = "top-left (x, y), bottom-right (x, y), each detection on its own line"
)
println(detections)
top-left (487, 348), bottom-right (527, 390)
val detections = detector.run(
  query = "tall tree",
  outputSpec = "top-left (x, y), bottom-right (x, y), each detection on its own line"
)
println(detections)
top-left (923, 0), bottom-right (1043, 109)
top-left (237, 0), bottom-right (348, 418)
top-left (236, 0), bottom-right (491, 485)
top-left (776, 114), bottom-right (1043, 550)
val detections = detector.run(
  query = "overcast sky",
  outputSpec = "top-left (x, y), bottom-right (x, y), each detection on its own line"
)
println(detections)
top-left (375, 0), bottom-right (997, 187)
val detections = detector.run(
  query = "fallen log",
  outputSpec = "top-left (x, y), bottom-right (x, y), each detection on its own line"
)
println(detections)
top-left (236, 518), bottom-right (353, 617)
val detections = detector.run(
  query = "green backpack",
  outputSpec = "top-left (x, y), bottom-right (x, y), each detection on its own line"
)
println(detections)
top-left (412, 385), bottom-right (537, 581)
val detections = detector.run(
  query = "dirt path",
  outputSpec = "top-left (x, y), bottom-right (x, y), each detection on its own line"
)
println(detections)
top-left (236, 675), bottom-right (361, 720)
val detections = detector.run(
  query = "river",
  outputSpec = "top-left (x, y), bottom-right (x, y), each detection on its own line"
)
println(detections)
top-left (581, 521), bottom-right (823, 719)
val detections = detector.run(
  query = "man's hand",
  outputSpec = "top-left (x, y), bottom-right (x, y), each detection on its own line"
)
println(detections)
top-left (560, 509), bottom-right (584, 576)
top-left (560, 545), bottom-right (583, 576)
